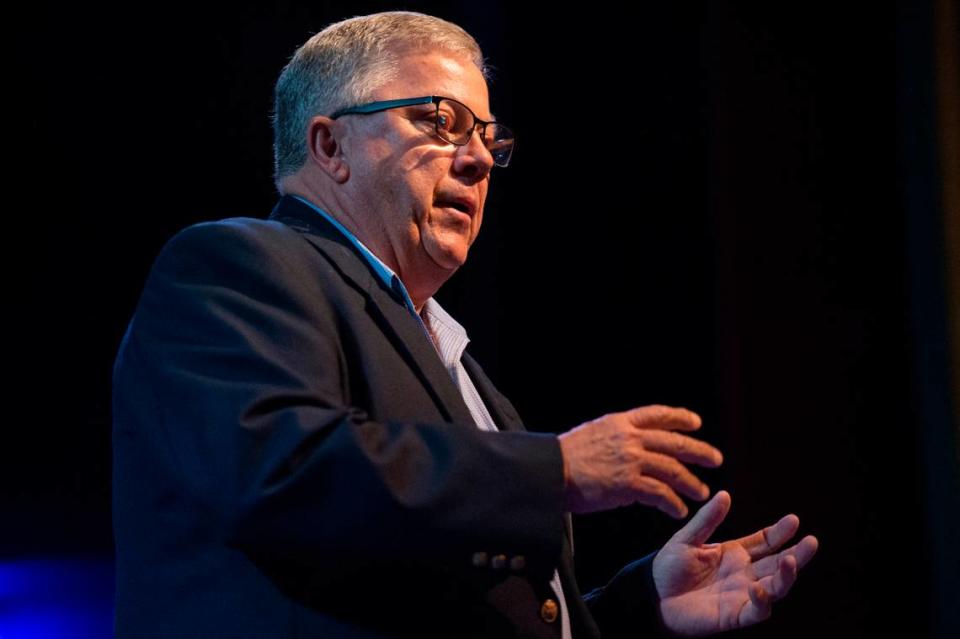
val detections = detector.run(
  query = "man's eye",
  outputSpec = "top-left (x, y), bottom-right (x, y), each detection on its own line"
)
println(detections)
top-left (436, 111), bottom-right (455, 131)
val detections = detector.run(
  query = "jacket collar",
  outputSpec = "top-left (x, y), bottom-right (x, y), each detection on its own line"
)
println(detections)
top-left (268, 195), bottom-right (481, 428)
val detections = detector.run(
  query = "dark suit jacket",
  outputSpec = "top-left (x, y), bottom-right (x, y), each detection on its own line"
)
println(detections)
top-left (112, 195), bottom-right (662, 638)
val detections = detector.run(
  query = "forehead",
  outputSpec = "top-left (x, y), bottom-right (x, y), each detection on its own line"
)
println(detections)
top-left (373, 51), bottom-right (491, 120)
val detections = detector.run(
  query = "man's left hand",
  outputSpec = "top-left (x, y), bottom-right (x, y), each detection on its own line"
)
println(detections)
top-left (653, 490), bottom-right (819, 636)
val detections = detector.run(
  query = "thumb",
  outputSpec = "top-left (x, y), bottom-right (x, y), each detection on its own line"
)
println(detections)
top-left (669, 490), bottom-right (731, 546)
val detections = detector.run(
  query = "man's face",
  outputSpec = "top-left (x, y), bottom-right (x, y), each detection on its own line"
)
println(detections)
top-left (338, 51), bottom-right (495, 287)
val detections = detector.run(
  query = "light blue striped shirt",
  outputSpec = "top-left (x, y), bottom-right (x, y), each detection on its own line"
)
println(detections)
top-left (293, 195), bottom-right (571, 638)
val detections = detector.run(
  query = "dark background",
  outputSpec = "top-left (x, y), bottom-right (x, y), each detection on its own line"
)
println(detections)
top-left (8, 1), bottom-right (958, 637)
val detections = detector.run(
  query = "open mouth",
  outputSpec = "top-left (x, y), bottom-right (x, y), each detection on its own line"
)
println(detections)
top-left (436, 200), bottom-right (471, 214)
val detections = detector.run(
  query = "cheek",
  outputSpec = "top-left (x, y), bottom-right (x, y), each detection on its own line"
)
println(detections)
top-left (472, 189), bottom-right (488, 237)
top-left (406, 170), bottom-right (441, 219)
top-left (471, 210), bottom-right (483, 241)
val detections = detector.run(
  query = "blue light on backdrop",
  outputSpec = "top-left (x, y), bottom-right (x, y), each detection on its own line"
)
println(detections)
top-left (0, 558), bottom-right (114, 639)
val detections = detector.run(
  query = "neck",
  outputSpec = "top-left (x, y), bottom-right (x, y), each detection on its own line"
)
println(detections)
top-left (281, 177), bottom-right (452, 315)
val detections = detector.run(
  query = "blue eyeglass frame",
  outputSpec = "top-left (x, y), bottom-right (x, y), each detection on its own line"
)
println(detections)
top-left (330, 95), bottom-right (515, 167)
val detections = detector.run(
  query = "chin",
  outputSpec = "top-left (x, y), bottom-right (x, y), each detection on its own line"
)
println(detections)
top-left (424, 236), bottom-right (471, 271)
top-left (438, 254), bottom-right (468, 271)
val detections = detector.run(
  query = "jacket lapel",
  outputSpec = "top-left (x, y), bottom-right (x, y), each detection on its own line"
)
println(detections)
top-left (460, 351), bottom-right (524, 433)
top-left (267, 196), bottom-right (475, 427)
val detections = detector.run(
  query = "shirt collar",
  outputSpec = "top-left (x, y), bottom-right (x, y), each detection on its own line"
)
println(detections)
top-left (421, 297), bottom-right (469, 342)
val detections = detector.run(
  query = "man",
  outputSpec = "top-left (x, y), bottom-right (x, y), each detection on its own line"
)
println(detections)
top-left (112, 11), bottom-right (817, 638)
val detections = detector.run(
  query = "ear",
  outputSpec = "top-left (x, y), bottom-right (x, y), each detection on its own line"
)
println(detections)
top-left (305, 115), bottom-right (350, 183)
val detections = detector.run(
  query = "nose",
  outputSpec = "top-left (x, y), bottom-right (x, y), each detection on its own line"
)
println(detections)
top-left (452, 126), bottom-right (494, 181)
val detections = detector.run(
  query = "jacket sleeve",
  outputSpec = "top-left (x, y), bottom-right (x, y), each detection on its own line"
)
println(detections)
top-left (113, 219), bottom-right (566, 583)
top-left (582, 552), bottom-right (678, 637)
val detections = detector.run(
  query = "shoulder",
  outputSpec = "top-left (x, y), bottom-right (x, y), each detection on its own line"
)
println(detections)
top-left (162, 217), bottom-right (301, 258)
top-left (150, 215), bottom-right (328, 279)
top-left (136, 212), bottom-right (363, 326)
top-left (134, 216), bottom-right (332, 315)
top-left (129, 215), bottom-right (349, 345)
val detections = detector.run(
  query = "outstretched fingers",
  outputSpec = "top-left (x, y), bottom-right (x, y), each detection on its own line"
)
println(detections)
top-left (741, 553), bottom-right (800, 627)
top-left (626, 476), bottom-right (691, 519)
top-left (753, 535), bottom-right (819, 578)
top-left (768, 554), bottom-right (799, 600)
top-left (669, 490), bottom-right (732, 546)
top-left (640, 429), bottom-right (724, 469)
top-left (742, 582), bottom-right (773, 625)
top-left (639, 451), bottom-right (712, 501)
top-left (625, 405), bottom-right (703, 433)
top-left (736, 513), bottom-right (801, 560)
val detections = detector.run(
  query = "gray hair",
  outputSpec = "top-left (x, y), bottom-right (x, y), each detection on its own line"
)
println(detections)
top-left (272, 11), bottom-right (488, 187)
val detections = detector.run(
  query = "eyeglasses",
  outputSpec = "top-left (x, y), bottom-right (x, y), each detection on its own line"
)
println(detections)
top-left (330, 95), bottom-right (515, 167)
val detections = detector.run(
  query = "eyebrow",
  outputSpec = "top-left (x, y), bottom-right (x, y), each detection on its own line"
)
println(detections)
top-left (442, 96), bottom-right (498, 122)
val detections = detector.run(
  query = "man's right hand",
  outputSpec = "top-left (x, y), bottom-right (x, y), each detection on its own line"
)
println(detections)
top-left (557, 405), bottom-right (723, 518)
